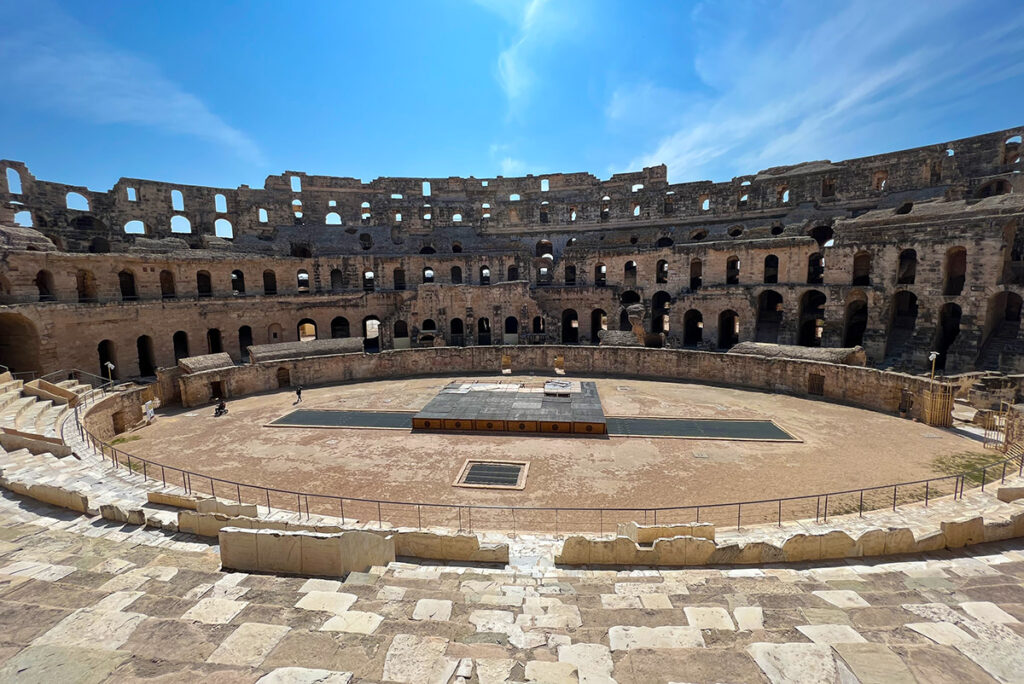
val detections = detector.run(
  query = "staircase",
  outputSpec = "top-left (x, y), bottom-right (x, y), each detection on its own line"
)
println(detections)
top-left (977, 320), bottom-right (1022, 371)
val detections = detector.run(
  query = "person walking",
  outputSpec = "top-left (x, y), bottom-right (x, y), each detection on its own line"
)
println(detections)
top-left (294, 385), bottom-right (302, 404)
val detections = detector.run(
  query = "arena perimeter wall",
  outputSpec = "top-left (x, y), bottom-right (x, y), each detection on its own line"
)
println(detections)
top-left (164, 346), bottom-right (946, 422)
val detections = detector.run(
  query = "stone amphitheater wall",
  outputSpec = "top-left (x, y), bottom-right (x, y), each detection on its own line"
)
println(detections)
top-left (165, 345), bottom-right (945, 422)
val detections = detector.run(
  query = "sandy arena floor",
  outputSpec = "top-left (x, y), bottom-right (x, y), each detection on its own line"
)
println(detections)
top-left (121, 375), bottom-right (987, 529)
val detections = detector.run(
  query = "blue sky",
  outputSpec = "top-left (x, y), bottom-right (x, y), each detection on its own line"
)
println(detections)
top-left (2, 0), bottom-right (1023, 191)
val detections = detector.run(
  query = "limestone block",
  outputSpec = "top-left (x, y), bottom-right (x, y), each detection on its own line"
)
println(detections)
top-left (854, 529), bottom-right (886, 557)
top-left (983, 518), bottom-right (1016, 542)
top-left (256, 529), bottom-right (303, 574)
top-left (220, 527), bottom-right (259, 571)
top-left (996, 486), bottom-right (1024, 503)
top-left (940, 516), bottom-right (985, 548)
top-left (781, 534), bottom-right (820, 562)
top-left (147, 490), bottom-right (199, 510)
top-left (196, 498), bottom-right (259, 517)
top-left (555, 536), bottom-right (591, 565)
top-left (617, 521), bottom-right (715, 543)
top-left (337, 530), bottom-right (395, 574)
top-left (300, 532), bottom-right (342, 577)
top-left (1012, 510), bottom-right (1024, 536)
top-left (707, 542), bottom-right (779, 565)
top-left (912, 530), bottom-right (947, 552)
top-left (883, 527), bottom-right (917, 555)
top-left (392, 531), bottom-right (508, 563)
top-left (654, 535), bottom-right (716, 565)
top-left (99, 503), bottom-right (145, 525)
top-left (818, 530), bottom-right (857, 559)
top-left (524, 660), bottom-right (578, 683)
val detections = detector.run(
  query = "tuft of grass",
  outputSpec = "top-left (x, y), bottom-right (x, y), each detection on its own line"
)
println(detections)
top-left (932, 451), bottom-right (1009, 485)
top-left (110, 435), bottom-right (142, 446)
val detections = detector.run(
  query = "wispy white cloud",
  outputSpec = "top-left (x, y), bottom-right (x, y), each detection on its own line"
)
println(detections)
top-left (489, 142), bottom-right (531, 176)
top-left (614, 0), bottom-right (1024, 181)
top-left (0, 2), bottom-right (265, 165)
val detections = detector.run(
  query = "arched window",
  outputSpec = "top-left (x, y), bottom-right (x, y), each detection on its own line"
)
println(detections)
top-left (76, 269), bottom-right (97, 303)
top-left (5, 168), bottom-right (22, 194)
top-left (326, 212), bottom-right (342, 225)
top-left (656, 260), bottom-right (669, 284)
top-left (897, 249), bottom-right (917, 285)
top-left (170, 215), bottom-right (191, 233)
top-left (206, 328), bottom-right (222, 354)
top-left (536, 240), bottom-right (553, 258)
top-left (843, 297), bottom-right (868, 348)
top-left (297, 270), bottom-right (310, 292)
top-left (330, 268), bottom-right (344, 292)
top-left (98, 340), bottom-right (117, 379)
top-left (651, 291), bottom-right (671, 335)
top-left (238, 326), bottom-right (253, 363)
top-left (196, 270), bottom-right (212, 297)
top-left (118, 270), bottom-right (137, 300)
top-left (507, 266), bottom-right (519, 281)
top-left (394, 320), bottom-right (409, 338)
top-left (331, 316), bottom-right (350, 338)
top-left (263, 270), bottom-right (277, 295)
top-left (297, 318), bottom-right (317, 341)
top-left (137, 335), bottom-right (156, 376)
top-left (363, 271), bottom-right (375, 292)
top-left (231, 269), bottom-right (245, 295)
top-left (258, 208), bottom-right (268, 223)
top-left (124, 220), bottom-right (146, 235)
top-left (504, 316), bottom-right (519, 334)
top-left (565, 264), bottom-right (577, 285)
top-left (160, 270), bottom-right (176, 299)
top-left (215, 218), bottom-right (233, 239)
top-left (683, 310), bottom-right (703, 346)
top-left (623, 261), bottom-right (637, 288)
top-left (798, 291), bottom-right (827, 347)
top-left (450, 266), bottom-right (463, 284)
top-left (65, 192), bottom-right (89, 210)
top-left (590, 309), bottom-right (606, 343)
top-left (595, 263), bottom-right (607, 286)
top-left (480, 266), bottom-right (491, 285)
top-left (764, 255), bottom-right (779, 284)
top-left (807, 253), bottom-right (825, 284)
top-left (943, 247), bottom-right (966, 296)
top-left (35, 270), bottom-right (56, 302)
top-left (690, 259), bottom-right (702, 290)
top-left (450, 318), bottom-right (465, 346)
top-left (477, 317), bottom-right (491, 345)
top-left (561, 309), bottom-right (579, 344)
top-left (852, 252), bottom-right (871, 286)
top-left (718, 310), bottom-right (739, 349)
top-left (172, 331), bottom-right (189, 362)
top-left (726, 256), bottom-right (740, 285)
top-left (171, 189), bottom-right (184, 211)
top-left (215, 193), bottom-right (227, 213)
top-left (393, 268), bottom-right (406, 291)
top-left (756, 290), bottom-right (784, 343)
top-left (423, 267), bottom-right (435, 284)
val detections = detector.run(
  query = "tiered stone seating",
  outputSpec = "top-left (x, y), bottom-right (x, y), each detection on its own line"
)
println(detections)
top-left (0, 487), bottom-right (1022, 682)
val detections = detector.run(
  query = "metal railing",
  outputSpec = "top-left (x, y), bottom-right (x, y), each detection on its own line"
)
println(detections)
top-left (68, 387), bottom-right (1024, 536)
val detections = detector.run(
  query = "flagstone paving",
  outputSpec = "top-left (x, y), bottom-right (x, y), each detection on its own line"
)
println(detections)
top-left (0, 490), bottom-right (1022, 682)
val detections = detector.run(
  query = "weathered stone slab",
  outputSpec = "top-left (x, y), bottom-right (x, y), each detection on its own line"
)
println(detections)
top-left (795, 623), bottom-right (867, 645)
top-left (381, 634), bottom-right (450, 684)
top-left (747, 642), bottom-right (839, 684)
top-left (207, 622), bottom-right (291, 667)
top-left (608, 625), bottom-right (705, 650)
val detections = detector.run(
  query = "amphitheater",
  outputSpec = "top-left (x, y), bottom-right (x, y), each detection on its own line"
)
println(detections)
top-left (0, 128), bottom-right (1023, 682)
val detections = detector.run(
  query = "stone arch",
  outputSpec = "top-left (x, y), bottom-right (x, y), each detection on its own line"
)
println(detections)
top-left (755, 290), bottom-right (784, 343)
top-left (330, 268), bottom-right (344, 292)
top-left (136, 335), bottom-right (156, 377)
top-left (331, 316), bottom-right (350, 338)
top-left (118, 269), bottom-right (137, 300)
top-left (651, 291), bottom-right (671, 334)
top-left (933, 303), bottom-right (962, 371)
top-left (561, 309), bottom-right (579, 344)
top-left (897, 249), bottom-right (917, 284)
top-left (76, 269), bottom-right (98, 303)
top-left (160, 270), bottom-right (176, 299)
top-left (852, 251), bottom-right (872, 286)
top-left (798, 290), bottom-right (827, 347)
top-left (362, 316), bottom-right (381, 352)
top-left (238, 326), bottom-right (253, 363)
top-left (0, 313), bottom-right (41, 374)
top-left (231, 269), bottom-right (245, 295)
top-left (718, 310), bottom-right (739, 349)
top-left (763, 254), bottom-right (779, 284)
top-left (943, 246), bottom-right (967, 296)
top-left (98, 339), bottom-right (117, 379)
top-left (206, 328), bottom-right (223, 354)
top-left (263, 270), bottom-right (277, 295)
top-left (477, 317), bottom-right (492, 345)
top-left (35, 270), bottom-right (55, 301)
top-left (450, 266), bottom-right (462, 284)
top-left (843, 295), bottom-right (869, 348)
top-left (297, 318), bottom-right (317, 341)
top-left (196, 270), bottom-right (212, 298)
top-left (683, 309), bottom-right (703, 346)
top-left (172, 331), bottom-right (189, 362)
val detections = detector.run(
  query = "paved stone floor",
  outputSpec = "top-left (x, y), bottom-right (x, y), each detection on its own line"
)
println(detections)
top-left (1, 492), bottom-right (1024, 682)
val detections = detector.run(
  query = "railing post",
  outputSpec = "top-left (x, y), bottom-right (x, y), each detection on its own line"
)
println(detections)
top-left (599, 508), bottom-right (603, 536)
top-left (1001, 461), bottom-right (1007, 483)
top-left (458, 506), bottom-right (463, 533)
top-left (777, 499), bottom-right (782, 527)
top-left (823, 494), bottom-right (829, 522)
top-left (815, 496), bottom-right (820, 522)
top-left (981, 468), bottom-right (986, 491)
top-left (378, 501), bottom-right (383, 529)
top-left (339, 497), bottom-right (344, 522)
top-left (925, 481), bottom-right (929, 506)
top-left (268, 489), bottom-right (272, 513)
top-left (892, 485), bottom-right (897, 511)
top-left (297, 493), bottom-right (301, 515)
top-left (859, 490), bottom-right (864, 517)
top-left (737, 503), bottom-right (742, 531)
top-left (554, 508), bottom-right (558, 537)
top-left (237, 484), bottom-right (241, 504)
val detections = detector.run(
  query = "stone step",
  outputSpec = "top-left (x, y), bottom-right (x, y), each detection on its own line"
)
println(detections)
top-left (0, 391), bottom-right (22, 412)
top-left (0, 397), bottom-right (37, 428)
top-left (37, 404), bottom-right (66, 437)
top-left (15, 399), bottom-right (50, 432)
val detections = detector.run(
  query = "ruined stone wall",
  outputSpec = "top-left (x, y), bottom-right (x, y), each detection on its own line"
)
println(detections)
top-left (174, 345), bottom-right (944, 423)
top-left (1, 127), bottom-right (1022, 378)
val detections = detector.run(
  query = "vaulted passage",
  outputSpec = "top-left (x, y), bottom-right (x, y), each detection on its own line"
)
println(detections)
top-left (0, 314), bottom-right (41, 375)
top-left (755, 290), bottom-right (783, 343)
